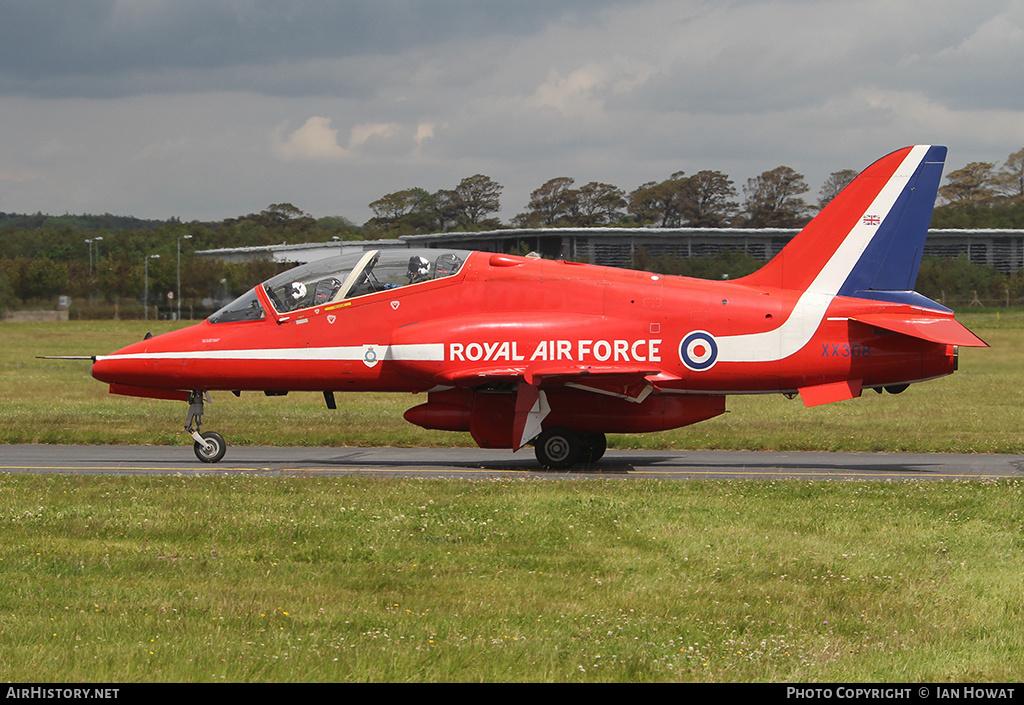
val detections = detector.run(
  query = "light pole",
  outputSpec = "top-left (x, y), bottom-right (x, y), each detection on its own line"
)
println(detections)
top-left (144, 254), bottom-right (160, 321)
top-left (84, 237), bottom-right (104, 305)
top-left (83, 236), bottom-right (102, 274)
top-left (177, 233), bottom-right (192, 320)
top-left (92, 237), bottom-right (103, 296)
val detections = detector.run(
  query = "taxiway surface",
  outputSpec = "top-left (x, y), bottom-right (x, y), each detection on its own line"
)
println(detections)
top-left (2, 445), bottom-right (1022, 481)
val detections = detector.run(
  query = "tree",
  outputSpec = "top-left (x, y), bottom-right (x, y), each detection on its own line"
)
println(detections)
top-left (315, 215), bottom-right (363, 241)
top-left (938, 162), bottom-right (997, 205)
top-left (6, 257), bottom-right (68, 302)
top-left (573, 182), bottom-right (627, 226)
top-left (682, 170), bottom-right (737, 227)
top-left (627, 171), bottom-right (736, 227)
top-left (627, 172), bottom-right (689, 227)
top-left (630, 246), bottom-right (764, 280)
top-left (427, 189), bottom-right (462, 232)
top-left (253, 203), bottom-right (316, 231)
top-left (741, 166), bottom-right (810, 227)
top-left (994, 148), bottom-right (1024, 200)
top-left (451, 174), bottom-right (502, 227)
top-left (512, 179), bottom-right (627, 227)
top-left (367, 188), bottom-right (436, 234)
top-left (368, 188), bottom-right (430, 223)
top-left (514, 177), bottom-right (579, 227)
top-left (817, 169), bottom-right (858, 210)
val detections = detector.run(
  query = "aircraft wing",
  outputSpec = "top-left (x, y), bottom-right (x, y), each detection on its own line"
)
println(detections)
top-left (443, 363), bottom-right (663, 393)
top-left (849, 313), bottom-right (988, 347)
top-left (441, 364), bottom-right (668, 451)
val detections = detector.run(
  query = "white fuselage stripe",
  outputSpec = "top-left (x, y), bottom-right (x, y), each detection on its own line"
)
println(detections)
top-left (716, 146), bottom-right (928, 364)
top-left (96, 343), bottom-right (445, 363)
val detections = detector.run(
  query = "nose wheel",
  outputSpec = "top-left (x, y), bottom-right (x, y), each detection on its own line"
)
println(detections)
top-left (185, 391), bottom-right (227, 463)
top-left (193, 431), bottom-right (226, 463)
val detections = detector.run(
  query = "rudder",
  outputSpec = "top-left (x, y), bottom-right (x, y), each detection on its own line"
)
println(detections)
top-left (740, 146), bottom-right (946, 304)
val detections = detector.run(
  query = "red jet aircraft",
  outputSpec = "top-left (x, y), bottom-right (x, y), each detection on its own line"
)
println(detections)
top-left (90, 145), bottom-right (986, 468)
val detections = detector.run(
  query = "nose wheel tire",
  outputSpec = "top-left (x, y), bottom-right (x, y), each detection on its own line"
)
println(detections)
top-left (193, 431), bottom-right (227, 463)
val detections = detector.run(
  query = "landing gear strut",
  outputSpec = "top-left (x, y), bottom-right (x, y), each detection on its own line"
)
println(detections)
top-left (185, 391), bottom-right (226, 463)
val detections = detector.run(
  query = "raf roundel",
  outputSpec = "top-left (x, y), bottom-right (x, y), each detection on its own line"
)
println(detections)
top-left (679, 330), bottom-right (718, 371)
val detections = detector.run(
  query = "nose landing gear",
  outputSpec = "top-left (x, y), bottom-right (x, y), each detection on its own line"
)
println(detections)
top-left (185, 391), bottom-right (227, 463)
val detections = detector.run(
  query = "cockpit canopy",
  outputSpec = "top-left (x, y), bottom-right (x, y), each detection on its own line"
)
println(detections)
top-left (209, 249), bottom-right (469, 324)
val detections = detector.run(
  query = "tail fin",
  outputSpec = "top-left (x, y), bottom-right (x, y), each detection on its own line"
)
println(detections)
top-left (741, 145), bottom-right (947, 308)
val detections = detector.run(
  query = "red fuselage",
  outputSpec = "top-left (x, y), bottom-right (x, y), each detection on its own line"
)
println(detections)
top-left (92, 251), bottom-right (958, 404)
top-left (86, 146), bottom-right (988, 463)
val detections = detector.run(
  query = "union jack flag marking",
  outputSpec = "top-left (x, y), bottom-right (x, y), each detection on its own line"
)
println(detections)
top-left (863, 214), bottom-right (881, 226)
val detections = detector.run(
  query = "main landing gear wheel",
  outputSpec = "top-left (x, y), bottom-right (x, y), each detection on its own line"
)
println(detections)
top-left (534, 427), bottom-right (582, 470)
top-left (580, 432), bottom-right (607, 463)
top-left (193, 431), bottom-right (226, 463)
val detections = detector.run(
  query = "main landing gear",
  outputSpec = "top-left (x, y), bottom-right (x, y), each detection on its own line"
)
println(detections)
top-left (185, 391), bottom-right (226, 463)
top-left (533, 427), bottom-right (607, 469)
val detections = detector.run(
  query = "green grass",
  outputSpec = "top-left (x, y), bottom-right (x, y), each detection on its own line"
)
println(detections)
top-left (1, 474), bottom-right (1022, 682)
top-left (1, 313), bottom-right (1021, 452)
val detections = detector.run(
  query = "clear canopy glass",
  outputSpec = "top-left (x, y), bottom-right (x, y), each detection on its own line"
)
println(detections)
top-left (209, 248), bottom-right (469, 324)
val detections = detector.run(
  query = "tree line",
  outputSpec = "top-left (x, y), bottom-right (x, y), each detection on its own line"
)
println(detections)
top-left (365, 147), bottom-right (1024, 234)
top-left (366, 165), bottom-right (817, 235)
top-left (0, 204), bottom-right (354, 317)
top-left (2, 148), bottom-right (1023, 316)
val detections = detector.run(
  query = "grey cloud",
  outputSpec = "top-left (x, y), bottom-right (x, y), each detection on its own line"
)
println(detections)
top-left (611, 1), bottom-right (1022, 116)
top-left (2, 0), bottom-right (1022, 223)
top-left (0, 0), bottom-right (632, 98)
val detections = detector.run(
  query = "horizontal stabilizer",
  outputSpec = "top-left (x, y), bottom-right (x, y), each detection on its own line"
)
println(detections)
top-left (850, 313), bottom-right (988, 347)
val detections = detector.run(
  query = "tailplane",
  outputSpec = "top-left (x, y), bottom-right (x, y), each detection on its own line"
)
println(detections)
top-left (741, 146), bottom-right (948, 309)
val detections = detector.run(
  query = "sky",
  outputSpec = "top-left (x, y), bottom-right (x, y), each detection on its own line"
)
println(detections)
top-left (1, 0), bottom-right (1023, 225)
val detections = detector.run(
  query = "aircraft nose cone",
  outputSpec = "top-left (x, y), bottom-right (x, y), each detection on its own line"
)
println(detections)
top-left (91, 355), bottom-right (134, 385)
top-left (91, 323), bottom-right (207, 387)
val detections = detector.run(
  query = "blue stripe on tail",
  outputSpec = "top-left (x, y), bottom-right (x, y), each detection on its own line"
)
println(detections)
top-left (838, 145), bottom-right (947, 310)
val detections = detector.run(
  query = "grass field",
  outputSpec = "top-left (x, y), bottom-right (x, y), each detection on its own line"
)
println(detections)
top-left (1, 474), bottom-right (1022, 682)
top-left (1, 313), bottom-right (1022, 682)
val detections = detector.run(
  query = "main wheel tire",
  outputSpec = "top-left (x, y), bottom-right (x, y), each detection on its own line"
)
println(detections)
top-left (534, 427), bottom-right (582, 470)
top-left (580, 432), bottom-right (607, 463)
top-left (193, 431), bottom-right (227, 463)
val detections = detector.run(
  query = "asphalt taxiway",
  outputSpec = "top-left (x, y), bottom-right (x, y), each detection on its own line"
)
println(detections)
top-left (2, 445), bottom-right (1022, 481)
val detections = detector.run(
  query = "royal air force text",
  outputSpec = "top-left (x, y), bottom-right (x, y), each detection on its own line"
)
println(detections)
top-left (449, 339), bottom-right (662, 364)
